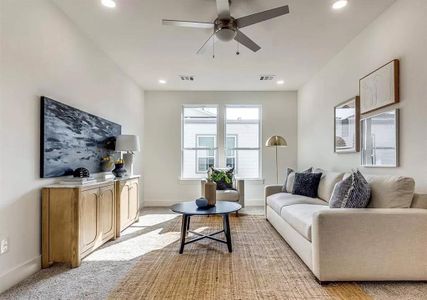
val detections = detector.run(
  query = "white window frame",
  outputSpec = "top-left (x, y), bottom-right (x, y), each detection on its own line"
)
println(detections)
top-left (181, 104), bottom-right (262, 180)
top-left (224, 105), bottom-right (262, 179)
top-left (181, 105), bottom-right (218, 179)
top-left (195, 134), bottom-right (216, 174)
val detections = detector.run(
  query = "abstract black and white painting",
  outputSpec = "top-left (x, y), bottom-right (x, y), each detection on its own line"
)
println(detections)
top-left (40, 97), bottom-right (121, 178)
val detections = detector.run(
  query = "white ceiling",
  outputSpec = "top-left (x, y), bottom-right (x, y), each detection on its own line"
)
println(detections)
top-left (53, 0), bottom-right (395, 91)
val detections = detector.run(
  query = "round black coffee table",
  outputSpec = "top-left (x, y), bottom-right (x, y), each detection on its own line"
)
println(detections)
top-left (170, 201), bottom-right (241, 254)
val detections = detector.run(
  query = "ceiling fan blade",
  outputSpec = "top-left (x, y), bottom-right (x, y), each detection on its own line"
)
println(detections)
top-left (162, 19), bottom-right (214, 29)
top-left (216, 0), bottom-right (230, 18)
top-left (234, 30), bottom-right (261, 52)
top-left (196, 32), bottom-right (215, 54)
top-left (236, 5), bottom-right (289, 28)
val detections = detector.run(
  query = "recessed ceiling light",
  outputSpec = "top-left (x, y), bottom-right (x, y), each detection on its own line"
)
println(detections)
top-left (101, 0), bottom-right (116, 8)
top-left (332, 0), bottom-right (348, 10)
top-left (277, 80), bottom-right (285, 85)
top-left (158, 79), bottom-right (167, 84)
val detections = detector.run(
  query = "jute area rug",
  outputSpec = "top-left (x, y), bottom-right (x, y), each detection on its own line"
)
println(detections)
top-left (109, 215), bottom-right (369, 300)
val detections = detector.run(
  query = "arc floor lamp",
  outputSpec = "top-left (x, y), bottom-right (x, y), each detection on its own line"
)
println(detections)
top-left (265, 135), bottom-right (288, 184)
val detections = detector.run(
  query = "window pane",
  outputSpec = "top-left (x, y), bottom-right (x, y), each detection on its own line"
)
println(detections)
top-left (183, 107), bottom-right (217, 148)
top-left (226, 157), bottom-right (236, 169)
top-left (182, 149), bottom-right (216, 178)
top-left (225, 106), bottom-right (261, 178)
top-left (226, 136), bottom-right (236, 156)
top-left (226, 107), bottom-right (260, 121)
top-left (226, 107), bottom-right (260, 148)
top-left (234, 150), bottom-right (259, 178)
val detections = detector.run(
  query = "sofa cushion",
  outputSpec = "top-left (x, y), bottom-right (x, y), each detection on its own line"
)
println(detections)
top-left (365, 175), bottom-right (415, 208)
top-left (216, 189), bottom-right (239, 201)
top-left (314, 169), bottom-right (345, 202)
top-left (266, 192), bottom-right (327, 215)
top-left (281, 204), bottom-right (329, 241)
top-left (411, 193), bottom-right (427, 209)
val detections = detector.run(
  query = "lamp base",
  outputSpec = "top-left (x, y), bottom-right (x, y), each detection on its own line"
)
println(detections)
top-left (123, 152), bottom-right (134, 176)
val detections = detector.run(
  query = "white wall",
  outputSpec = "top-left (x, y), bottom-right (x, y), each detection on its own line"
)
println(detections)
top-left (0, 0), bottom-right (144, 292)
top-left (298, 0), bottom-right (427, 192)
top-left (143, 91), bottom-right (297, 206)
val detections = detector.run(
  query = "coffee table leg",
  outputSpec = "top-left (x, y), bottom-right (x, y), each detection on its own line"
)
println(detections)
top-left (179, 215), bottom-right (187, 254)
top-left (223, 214), bottom-right (232, 253)
top-left (186, 215), bottom-right (191, 236)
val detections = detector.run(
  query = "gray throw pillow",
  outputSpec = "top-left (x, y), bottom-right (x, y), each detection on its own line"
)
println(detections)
top-left (282, 167), bottom-right (313, 192)
top-left (292, 172), bottom-right (323, 198)
top-left (329, 170), bottom-right (371, 208)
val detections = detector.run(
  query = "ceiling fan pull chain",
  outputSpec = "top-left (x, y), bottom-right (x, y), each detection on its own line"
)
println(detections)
top-left (212, 35), bottom-right (215, 59)
top-left (236, 41), bottom-right (240, 55)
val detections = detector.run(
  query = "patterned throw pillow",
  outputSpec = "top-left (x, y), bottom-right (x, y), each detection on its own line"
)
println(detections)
top-left (282, 167), bottom-right (313, 192)
top-left (329, 170), bottom-right (371, 208)
top-left (292, 172), bottom-right (323, 198)
top-left (210, 167), bottom-right (234, 190)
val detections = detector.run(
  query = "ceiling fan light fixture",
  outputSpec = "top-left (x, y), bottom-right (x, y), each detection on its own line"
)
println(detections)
top-left (215, 28), bottom-right (237, 42)
top-left (101, 0), bottom-right (116, 8)
top-left (332, 0), bottom-right (348, 10)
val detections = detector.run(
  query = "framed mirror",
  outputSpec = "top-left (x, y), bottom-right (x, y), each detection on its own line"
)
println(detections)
top-left (361, 109), bottom-right (399, 167)
top-left (334, 96), bottom-right (360, 153)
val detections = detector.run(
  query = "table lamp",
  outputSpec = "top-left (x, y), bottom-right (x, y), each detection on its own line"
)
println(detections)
top-left (265, 135), bottom-right (288, 184)
top-left (115, 135), bottom-right (140, 176)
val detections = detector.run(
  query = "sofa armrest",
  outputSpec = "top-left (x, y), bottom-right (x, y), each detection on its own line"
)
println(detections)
top-left (236, 179), bottom-right (245, 208)
top-left (201, 179), bottom-right (207, 196)
top-left (264, 185), bottom-right (283, 217)
top-left (312, 208), bottom-right (427, 281)
top-left (264, 185), bottom-right (283, 198)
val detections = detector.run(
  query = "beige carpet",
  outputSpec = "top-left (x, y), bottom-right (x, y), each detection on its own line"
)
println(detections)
top-left (2, 210), bottom-right (426, 299)
top-left (109, 215), bottom-right (370, 300)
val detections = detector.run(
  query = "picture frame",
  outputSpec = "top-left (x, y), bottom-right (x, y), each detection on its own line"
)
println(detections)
top-left (334, 96), bottom-right (360, 153)
top-left (359, 59), bottom-right (399, 114)
top-left (361, 109), bottom-right (399, 168)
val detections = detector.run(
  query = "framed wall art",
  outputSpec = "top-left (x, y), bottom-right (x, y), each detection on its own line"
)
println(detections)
top-left (40, 97), bottom-right (121, 178)
top-left (361, 109), bottom-right (399, 167)
top-left (334, 96), bottom-right (360, 153)
top-left (359, 59), bottom-right (399, 114)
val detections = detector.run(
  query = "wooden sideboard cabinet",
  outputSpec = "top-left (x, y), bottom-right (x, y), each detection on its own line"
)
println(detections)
top-left (42, 181), bottom-right (116, 268)
top-left (115, 176), bottom-right (140, 237)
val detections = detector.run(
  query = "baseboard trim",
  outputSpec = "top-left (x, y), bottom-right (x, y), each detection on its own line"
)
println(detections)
top-left (0, 256), bottom-right (41, 294)
top-left (143, 199), bottom-right (264, 207)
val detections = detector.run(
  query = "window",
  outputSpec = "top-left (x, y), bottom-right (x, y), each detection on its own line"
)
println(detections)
top-left (225, 106), bottom-right (261, 179)
top-left (181, 105), bottom-right (261, 179)
top-left (182, 106), bottom-right (217, 179)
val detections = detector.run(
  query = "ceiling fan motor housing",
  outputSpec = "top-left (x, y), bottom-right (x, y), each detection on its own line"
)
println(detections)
top-left (214, 18), bottom-right (237, 41)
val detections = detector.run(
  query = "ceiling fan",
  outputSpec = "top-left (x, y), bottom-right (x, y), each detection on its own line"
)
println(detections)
top-left (162, 0), bottom-right (290, 54)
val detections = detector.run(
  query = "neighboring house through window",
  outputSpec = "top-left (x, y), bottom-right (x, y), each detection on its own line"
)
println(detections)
top-left (196, 135), bottom-right (215, 173)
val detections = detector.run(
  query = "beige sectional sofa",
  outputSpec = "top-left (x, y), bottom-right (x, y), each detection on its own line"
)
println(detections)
top-left (265, 170), bottom-right (427, 282)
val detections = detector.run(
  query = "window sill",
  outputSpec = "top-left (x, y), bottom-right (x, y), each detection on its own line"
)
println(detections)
top-left (178, 177), bottom-right (265, 184)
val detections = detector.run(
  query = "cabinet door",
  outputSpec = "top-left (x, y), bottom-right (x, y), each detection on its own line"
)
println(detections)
top-left (99, 184), bottom-right (115, 242)
top-left (119, 182), bottom-right (130, 230)
top-left (80, 188), bottom-right (99, 253)
top-left (128, 180), bottom-right (139, 221)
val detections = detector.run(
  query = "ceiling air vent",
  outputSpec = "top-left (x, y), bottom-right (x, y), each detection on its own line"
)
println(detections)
top-left (259, 75), bottom-right (276, 81)
top-left (179, 75), bottom-right (195, 81)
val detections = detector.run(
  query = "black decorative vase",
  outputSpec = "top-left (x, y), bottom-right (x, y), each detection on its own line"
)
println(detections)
top-left (112, 163), bottom-right (127, 178)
